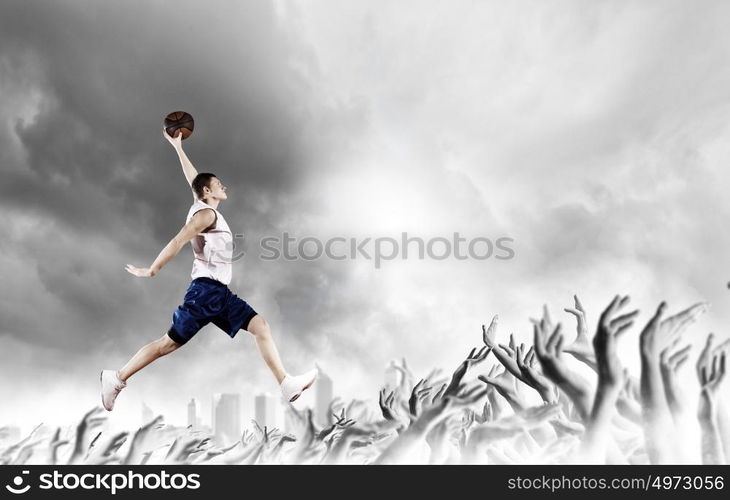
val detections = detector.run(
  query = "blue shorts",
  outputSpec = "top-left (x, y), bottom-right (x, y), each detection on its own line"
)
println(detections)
top-left (167, 277), bottom-right (258, 345)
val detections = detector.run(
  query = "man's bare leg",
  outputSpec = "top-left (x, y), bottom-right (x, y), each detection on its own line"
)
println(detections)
top-left (118, 334), bottom-right (183, 382)
top-left (245, 315), bottom-right (287, 384)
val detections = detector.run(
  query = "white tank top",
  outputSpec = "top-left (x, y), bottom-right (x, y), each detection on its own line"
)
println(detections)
top-left (186, 200), bottom-right (234, 285)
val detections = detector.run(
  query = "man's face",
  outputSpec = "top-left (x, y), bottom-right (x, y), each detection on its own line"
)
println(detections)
top-left (205, 177), bottom-right (228, 200)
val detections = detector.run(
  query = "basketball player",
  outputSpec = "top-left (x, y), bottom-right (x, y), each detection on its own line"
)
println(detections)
top-left (100, 128), bottom-right (317, 411)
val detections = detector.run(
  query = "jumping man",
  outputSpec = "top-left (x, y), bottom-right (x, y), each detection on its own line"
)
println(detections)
top-left (99, 128), bottom-right (317, 411)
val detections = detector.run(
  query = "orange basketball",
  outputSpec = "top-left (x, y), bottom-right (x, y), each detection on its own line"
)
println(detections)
top-left (164, 111), bottom-right (194, 140)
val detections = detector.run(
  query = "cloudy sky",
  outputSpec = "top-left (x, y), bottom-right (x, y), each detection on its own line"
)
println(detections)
top-left (2, 0), bottom-right (730, 430)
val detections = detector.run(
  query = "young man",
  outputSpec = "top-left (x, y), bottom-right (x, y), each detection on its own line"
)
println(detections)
top-left (99, 128), bottom-right (317, 411)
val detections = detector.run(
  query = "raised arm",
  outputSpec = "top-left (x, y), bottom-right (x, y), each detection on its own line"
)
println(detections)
top-left (640, 302), bottom-right (707, 463)
top-left (163, 127), bottom-right (199, 188)
top-left (697, 348), bottom-right (726, 464)
top-left (580, 295), bottom-right (638, 463)
top-left (125, 209), bottom-right (215, 278)
top-left (533, 321), bottom-right (594, 420)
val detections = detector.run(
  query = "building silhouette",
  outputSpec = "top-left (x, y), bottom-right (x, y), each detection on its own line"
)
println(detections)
top-left (384, 361), bottom-right (400, 392)
top-left (187, 398), bottom-right (200, 428)
top-left (254, 392), bottom-right (284, 430)
top-left (212, 393), bottom-right (241, 444)
top-left (315, 369), bottom-right (334, 427)
top-left (141, 401), bottom-right (154, 424)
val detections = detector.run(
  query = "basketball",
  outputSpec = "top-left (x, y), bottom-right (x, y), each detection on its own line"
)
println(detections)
top-left (164, 111), bottom-right (194, 140)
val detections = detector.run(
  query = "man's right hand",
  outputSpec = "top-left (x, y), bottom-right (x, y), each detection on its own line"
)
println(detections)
top-left (125, 264), bottom-right (156, 278)
top-left (163, 127), bottom-right (183, 149)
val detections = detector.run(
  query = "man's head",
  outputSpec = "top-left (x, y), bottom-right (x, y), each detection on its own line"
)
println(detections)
top-left (192, 173), bottom-right (227, 202)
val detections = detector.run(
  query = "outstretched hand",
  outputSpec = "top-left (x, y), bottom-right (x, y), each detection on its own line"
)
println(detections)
top-left (661, 302), bottom-right (709, 346)
top-left (563, 295), bottom-right (596, 368)
top-left (534, 320), bottom-right (593, 418)
top-left (659, 343), bottom-right (692, 422)
top-left (443, 346), bottom-right (491, 398)
top-left (641, 302), bottom-right (708, 358)
top-left (478, 364), bottom-right (527, 412)
top-left (697, 347), bottom-right (727, 465)
top-left (46, 428), bottom-right (69, 465)
top-left (125, 264), bottom-right (155, 278)
top-left (515, 343), bottom-right (556, 403)
top-left (482, 315), bottom-right (499, 348)
top-left (696, 333), bottom-right (730, 382)
top-left (379, 389), bottom-right (400, 422)
top-left (124, 415), bottom-right (164, 465)
top-left (163, 126), bottom-right (183, 149)
top-left (409, 379), bottom-right (433, 418)
top-left (68, 407), bottom-right (108, 465)
top-left (86, 432), bottom-right (128, 465)
top-left (579, 295), bottom-right (638, 462)
top-left (492, 334), bottom-right (529, 385)
top-left (698, 350), bottom-right (726, 423)
top-left (595, 295), bottom-right (638, 389)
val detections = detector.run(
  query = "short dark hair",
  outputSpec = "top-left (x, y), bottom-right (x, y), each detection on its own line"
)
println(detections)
top-left (191, 173), bottom-right (217, 200)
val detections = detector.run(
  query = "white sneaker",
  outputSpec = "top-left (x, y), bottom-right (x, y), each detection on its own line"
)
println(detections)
top-left (280, 368), bottom-right (318, 402)
top-left (100, 370), bottom-right (127, 411)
